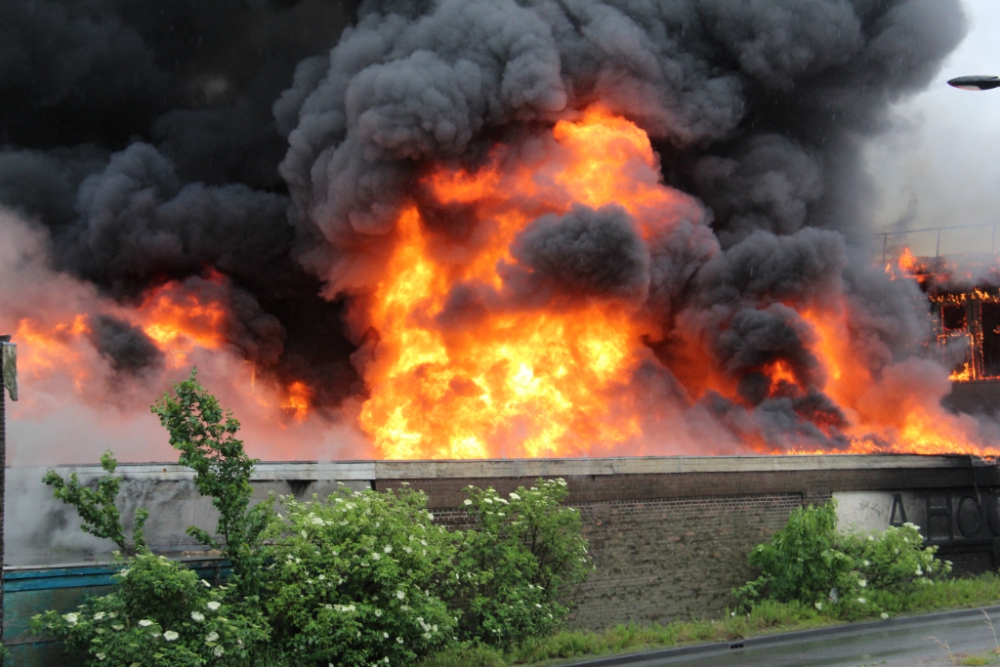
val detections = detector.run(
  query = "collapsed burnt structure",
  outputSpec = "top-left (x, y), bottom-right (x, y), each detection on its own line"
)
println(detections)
top-left (933, 286), bottom-right (1000, 382)
top-left (902, 253), bottom-right (1000, 414)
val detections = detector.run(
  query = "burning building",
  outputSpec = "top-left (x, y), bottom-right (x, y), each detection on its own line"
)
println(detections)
top-left (886, 250), bottom-right (1000, 417)
top-left (0, 0), bottom-right (991, 463)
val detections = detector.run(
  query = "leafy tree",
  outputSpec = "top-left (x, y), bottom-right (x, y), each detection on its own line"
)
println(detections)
top-left (34, 371), bottom-right (597, 665)
top-left (42, 450), bottom-right (148, 556)
top-left (151, 370), bottom-right (271, 599)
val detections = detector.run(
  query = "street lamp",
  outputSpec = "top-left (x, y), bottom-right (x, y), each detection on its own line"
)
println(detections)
top-left (947, 75), bottom-right (1000, 91)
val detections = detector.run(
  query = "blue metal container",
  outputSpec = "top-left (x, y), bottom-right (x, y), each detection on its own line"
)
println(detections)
top-left (3, 559), bottom-right (229, 667)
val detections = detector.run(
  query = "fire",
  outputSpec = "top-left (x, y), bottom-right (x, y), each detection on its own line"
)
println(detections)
top-left (949, 362), bottom-right (973, 382)
top-left (898, 247), bottom-right (918, 274)
top-left (356, 107), bottom-right (998, 459)
top-left (134, 278), bottom-right (228, 368)
top-left (14, 315), bottom-right (91, 390)
top-left (358, 108), bottom-right (682, 459)
top-left (358, 205), bottom-right (644, 459)
top-left (799, 305), bottom-right (992, 455)
top-left (282, 381), bottom-right (312, 421)
top-left (765, 360), bottom-right (798, 394)
top-left (5, 107), bottom-right (995, 460)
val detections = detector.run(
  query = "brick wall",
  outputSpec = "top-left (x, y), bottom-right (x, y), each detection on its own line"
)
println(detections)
top-left (386, 477), bottom-right (835, 629)
top-left (567, 493), bottom-right (807, 629)
top-left (367, 456), bottom-right (997, 630)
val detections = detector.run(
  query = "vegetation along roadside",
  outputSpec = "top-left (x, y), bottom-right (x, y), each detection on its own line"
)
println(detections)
top-left (29, 370), bottom-right (1000, 666)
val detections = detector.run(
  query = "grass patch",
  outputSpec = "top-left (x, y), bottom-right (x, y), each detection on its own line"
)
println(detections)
top-left (960, 654), bottom-right (1000, 666)
top-left (505, 600), bottom-right (831, 666)
top-left (420, 574), bottom-right (1000, 667)
top-left (895, 575), bottom-right (1000, 613)
top-left (419, 644), bottom-right (508, 667)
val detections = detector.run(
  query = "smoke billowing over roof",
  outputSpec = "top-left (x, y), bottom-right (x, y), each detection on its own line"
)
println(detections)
top-left (2, 0), bottom-right (988, 462)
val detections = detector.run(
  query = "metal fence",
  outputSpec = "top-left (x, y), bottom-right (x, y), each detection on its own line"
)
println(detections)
top-left (872, 222), bottom-right (1000, 261)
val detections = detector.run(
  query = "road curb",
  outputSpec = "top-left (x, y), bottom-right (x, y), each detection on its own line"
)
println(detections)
top-left (554, 604), bottom-right (1000, 667)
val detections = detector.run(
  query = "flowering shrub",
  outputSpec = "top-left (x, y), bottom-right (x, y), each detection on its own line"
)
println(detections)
top-left (31, 552), bottom-right (268, 666)
top-left (34, 374), bottom-right (595, 665)
top-left (841, 522), bottom-right (950, 595)
top-left (735, 502), bottom-right (951, 619)
top-left (262, 485), bottom-right (458, 666)
top-left (34, 372), bottom-right (275, 665)
top-left (454, 478), bottom-right (592, 648)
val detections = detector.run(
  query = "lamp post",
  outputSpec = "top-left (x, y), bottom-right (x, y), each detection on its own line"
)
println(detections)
top-left (0, 334), bottom-right (17, 644)
top-left (947, 75), bottom-right (1000, 91)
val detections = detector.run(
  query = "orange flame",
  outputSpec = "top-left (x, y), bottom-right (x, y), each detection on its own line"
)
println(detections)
top-left (135, 279), bottom-right (228, 368)
top-left (765, 360), bottom-right (798, 394)
top-left (14, 315), bottom-right (91, 390)
top-left (898, 247), bottom-right (918, 275)
top-left (356, 108), bottom-right (998, 459)
top-left (358, 108), bottom-right (687, 459)
top-left (800, 306), bottom-right (993, 455)
top-left (949, 362), bottom-right (973, 382)
top-left (281, 381), bottom-right (312, 422)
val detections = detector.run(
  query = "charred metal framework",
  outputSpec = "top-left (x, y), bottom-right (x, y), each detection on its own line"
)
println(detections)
top-left (932, 288), bottom-right (1000, 381)
top-left (899, 253), bottom-right (1000, 382)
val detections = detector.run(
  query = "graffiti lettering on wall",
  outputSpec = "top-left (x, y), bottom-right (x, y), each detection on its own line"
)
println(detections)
top-left (888, 489), bottom-right (1000, 545)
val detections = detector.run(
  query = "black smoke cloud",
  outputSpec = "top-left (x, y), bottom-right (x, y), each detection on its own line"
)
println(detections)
top-left (509, 204), bottom-right (650, 304)
top-left (2, 0), bottom-right (362, 404)
top-left (87, 315), bottom-right (163, 375)
top-left (0, 0), bottom-right (968, 448)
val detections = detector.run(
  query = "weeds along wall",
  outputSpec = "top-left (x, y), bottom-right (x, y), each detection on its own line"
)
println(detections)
top-left (5, 454), bottom-right (999, 649)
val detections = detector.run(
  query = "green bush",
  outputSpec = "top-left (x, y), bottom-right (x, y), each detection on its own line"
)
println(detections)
top-left (454, 479), bottom-right (592, 648)
top-left (31, 552), bottom-right (268, 666)
top-left (33, 372), bottom-right (594, 666)
top-left (33, 371), bottom-right (277, 666)
top-left (262, 486), bottom-right (458, 667)
top-left (735, 501), bottom-right (951, 619)
top-left (841, 522), bottom-right (949, 594)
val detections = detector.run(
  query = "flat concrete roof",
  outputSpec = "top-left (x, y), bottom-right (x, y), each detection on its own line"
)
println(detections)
top-left (22, 453), bottom-right (991, 481)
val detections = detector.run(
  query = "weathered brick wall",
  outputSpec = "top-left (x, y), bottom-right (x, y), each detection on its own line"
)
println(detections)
top-left (566, 494), bottom-right (805, 629)
top-left (398, 483), bottom-right (828, 629)
top-left (370, 455), bottom-right (994, 630)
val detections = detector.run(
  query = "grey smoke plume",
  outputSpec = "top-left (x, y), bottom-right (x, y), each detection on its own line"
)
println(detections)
top-left (0, 0), bottom-right (972, 453)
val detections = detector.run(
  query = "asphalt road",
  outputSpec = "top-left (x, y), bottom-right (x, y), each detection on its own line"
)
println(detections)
top-left (565, 607), bottom-right (1000, 667)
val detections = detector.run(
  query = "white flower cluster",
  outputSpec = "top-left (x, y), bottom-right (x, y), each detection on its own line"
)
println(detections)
top-left (414, 615), bottom-right (439, 640)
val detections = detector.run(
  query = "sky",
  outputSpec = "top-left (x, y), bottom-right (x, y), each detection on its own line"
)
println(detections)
top-left (867, 0), bottom-right (1000, 257)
